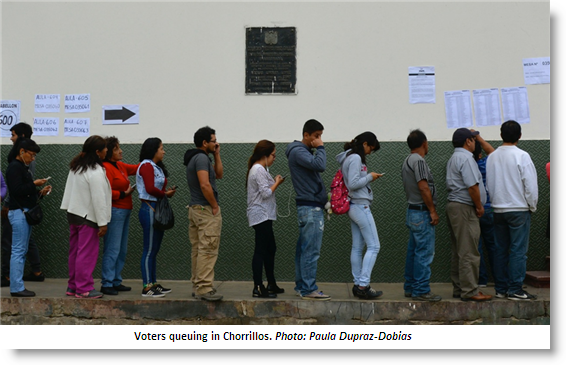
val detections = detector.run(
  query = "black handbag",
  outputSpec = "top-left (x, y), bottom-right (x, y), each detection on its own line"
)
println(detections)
top-left (10, 192), bottom-right (43, 226)
top-left (23, 204), bottom-right (43, 226)
top-left (145, 198), bottom-right (174, 231)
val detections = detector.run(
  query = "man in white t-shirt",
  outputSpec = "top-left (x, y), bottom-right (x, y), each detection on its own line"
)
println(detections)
top-left (486, 120), bottom-right (538, 301)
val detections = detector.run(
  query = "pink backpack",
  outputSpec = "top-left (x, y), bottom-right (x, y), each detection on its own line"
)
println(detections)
top-left (330, 169), bottom-right (350, 214)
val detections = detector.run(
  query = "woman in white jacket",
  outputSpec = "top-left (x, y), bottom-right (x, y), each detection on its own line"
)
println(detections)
top-left (61, 136), bottom-right (111, 299)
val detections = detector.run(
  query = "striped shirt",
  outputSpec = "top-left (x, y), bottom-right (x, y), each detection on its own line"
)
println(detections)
top-left (247, 164), bottom-right (277, 227)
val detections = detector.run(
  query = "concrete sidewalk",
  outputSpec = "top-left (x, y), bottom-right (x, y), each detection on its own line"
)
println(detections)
top-left (0, 279), bottom-right (550, 325)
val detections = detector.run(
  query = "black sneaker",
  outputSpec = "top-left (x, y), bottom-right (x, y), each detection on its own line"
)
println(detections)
top-left (23, 272), bottom-right (45, 282)
top-left (154, 284), bottom-right (172, 294)
top-left (113, 284), bottom-right (131, 292)
top-left (11, 289), bottom-right (36, 297)
top-left (266, 284), bottom-right (285, 294)
top-left (101, 286), bottom-right (119, 295)
top-left (142, 286), bottom-right (165, 298)
top-left (356, 285), bottom-right (383, 300)
top-left (508, 290), bottom-right (537, 301)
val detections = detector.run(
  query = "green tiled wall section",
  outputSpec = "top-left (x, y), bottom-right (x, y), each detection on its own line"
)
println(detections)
top-left (1, 140), bottom-right (550, 283)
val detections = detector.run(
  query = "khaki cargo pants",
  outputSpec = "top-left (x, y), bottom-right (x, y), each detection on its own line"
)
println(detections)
top-left (188, 205), bottom-right (222, 296)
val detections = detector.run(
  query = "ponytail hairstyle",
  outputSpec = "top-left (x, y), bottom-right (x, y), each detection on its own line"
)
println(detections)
top-left (246, 139), bottom-right (276, 187)
top-left (70, 135), bottom-right (106, 174)
top-left (343, 131), bottom-right (380, 165)
top-left (139, 137), bottom-right (169, 177)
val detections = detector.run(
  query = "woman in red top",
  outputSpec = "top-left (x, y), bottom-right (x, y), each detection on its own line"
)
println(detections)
top-left (100, 136), bottom-right (140, 295)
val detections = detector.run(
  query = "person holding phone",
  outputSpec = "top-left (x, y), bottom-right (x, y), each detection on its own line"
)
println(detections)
top-left (100, 136), bottom-right (140, 296)
top-left (246, 140), bottom-right (285, 298)
top-left (136, 138), bottom-right (176, 297)
top-left (336, 131), bottom-right (384, 300)
top-left (6, 138), bottom-right (51, 297)
top-left (183, 126), bottom-right (224, 301)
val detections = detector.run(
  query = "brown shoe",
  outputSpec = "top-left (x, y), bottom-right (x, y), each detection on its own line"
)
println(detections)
top-left (461, 291), bottom-right (492, 302)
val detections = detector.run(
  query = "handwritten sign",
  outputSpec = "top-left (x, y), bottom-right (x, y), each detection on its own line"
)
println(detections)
top-left (64, 118), bottom-right (90, 137)
top-left (65, 94), bottom-right (91, 113)
top-left (35, 94), bottom-right (60, 113)
top-left (33, 118), bottom-right (59, 136)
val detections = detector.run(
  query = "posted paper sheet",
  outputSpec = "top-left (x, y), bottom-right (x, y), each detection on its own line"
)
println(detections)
top-left (501, 87), bottom-right (530, 124)
top-left (523, 57), bottom-right (550, 85)
top-left (65, 94), bottom-right (91, 113)
top-left (33, 118), bottom-right (59, 136)
top-left (444, 90), bottom-right (473, 129)
top-left (64, 118), bottom-right (90, 137)
top-left (34, 94), bottom-right (60, 113)
top-left (409, 66), bottom-right (435, 104)
top-left (472, 88), bottom-right (502, 127)
top-left (0, 100), bottom-right (21, 138)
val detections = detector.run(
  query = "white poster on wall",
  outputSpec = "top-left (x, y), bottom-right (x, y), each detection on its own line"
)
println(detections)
top-left (472, 88), bottom-right (502, 127)
top-left (523, 57), bottom-right (550, 85)
top-left (33, 118), bottom-right (59, 136)
top-left (102, 105), bottom-right (139, 125)
top-left (64, 118), bottom-right (90, 137)
top-left (444, 90), bottom-right (473, 129)
top-left (0, 100), bottom-right (21, 137)
top-left (501, 87), bottom-right (530, 124)
top-left (65, 94), bottom-right (91, 113)
top-left (409, 66), bottom-right (435, 104)
top-left (34, 94), bottom-right (60, 113)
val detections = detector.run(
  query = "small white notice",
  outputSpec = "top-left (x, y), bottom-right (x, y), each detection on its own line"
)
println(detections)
top-left (33, 118), bottom-right (59, 136)
top-left (501, 87), bottom-right (530, 124)
top-left (444, 90), bottom-right (473, 129)
top-left (64, 118), bottom-right (90, 137)
top-left (65, 94), bottom-right (91, 113)
top-left (472, 88), bottom-right (502, 127)
top-left (523, 57), bottom-right (550, 85)
top-left (102, 105), bottom-right (139, 125)
top-left (0, 100), bottom-right (21, 137)
top-left (409, 66), bottom-right (435, 103)
top-left (34, 94), bottom-right (60, 113)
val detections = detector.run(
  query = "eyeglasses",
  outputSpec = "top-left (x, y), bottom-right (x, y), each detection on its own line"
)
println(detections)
top-left (25, 151), bottom-right (37, 159)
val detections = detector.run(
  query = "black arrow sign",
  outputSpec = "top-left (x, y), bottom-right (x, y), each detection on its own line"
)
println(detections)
top-left (104, 107), bottom-right (135, 122)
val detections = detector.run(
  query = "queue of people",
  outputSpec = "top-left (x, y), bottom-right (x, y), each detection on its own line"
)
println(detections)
top-left (1, 120), bottom-right (541, 303)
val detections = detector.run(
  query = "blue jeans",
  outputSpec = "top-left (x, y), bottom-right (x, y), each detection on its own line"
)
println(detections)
top-left (478, 210), bottom-right (497, 285)
top-left (404, 209), bottom-right (435, 296)
top-left (493, 211), bottom-right (531, 295)
top-left (139, 202), bottom-right (164, 286)
top-left (348, 203), bottom-right (380, 287)
top-left (295, 206), bottom-right (324, 296)
top-left (101, 207), bottom-right (132, 287)
top-left (8, 209), bottom-right (32, 293)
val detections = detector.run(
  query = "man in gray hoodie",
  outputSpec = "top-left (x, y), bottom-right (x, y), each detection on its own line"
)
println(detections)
top-left (285, 119), bottom-right (330, 300)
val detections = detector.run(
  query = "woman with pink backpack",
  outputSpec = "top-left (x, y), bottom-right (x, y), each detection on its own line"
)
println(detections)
top-left (335, 132), bottom-right (384, 300)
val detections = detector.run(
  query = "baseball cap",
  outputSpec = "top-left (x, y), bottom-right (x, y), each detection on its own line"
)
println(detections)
top-left (452, 128), bottom-right (479, 146)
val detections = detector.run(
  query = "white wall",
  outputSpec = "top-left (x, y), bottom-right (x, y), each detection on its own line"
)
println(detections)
top-left (1, 0), bottom-right (550, 144)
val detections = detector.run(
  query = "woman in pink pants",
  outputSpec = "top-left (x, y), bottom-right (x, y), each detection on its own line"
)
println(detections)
top-left (60, 136), bottom-right (112, 298)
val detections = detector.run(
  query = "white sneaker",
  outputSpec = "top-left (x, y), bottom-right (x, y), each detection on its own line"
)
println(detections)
top-left (302, 291), bottom-right (331, 301)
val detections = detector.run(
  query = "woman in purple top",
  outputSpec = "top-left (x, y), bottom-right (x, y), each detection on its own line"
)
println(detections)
top-left (0, 172), bottom-right (6, 201)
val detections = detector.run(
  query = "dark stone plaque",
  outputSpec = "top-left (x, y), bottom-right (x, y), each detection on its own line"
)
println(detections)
top-left (246, 27), bottom-right (296, 94)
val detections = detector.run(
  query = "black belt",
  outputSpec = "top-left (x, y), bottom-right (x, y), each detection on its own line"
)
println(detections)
top-left (408, 204), bottom-right (429, 211)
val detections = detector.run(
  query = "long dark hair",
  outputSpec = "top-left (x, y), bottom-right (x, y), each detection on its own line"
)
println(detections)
top-left (70, 135), bottom-right (106, 173)
top-left (246, 140), bottom-right (275, 187)
top-left (139, 137), bottom-right (168, 177)
top-left (343, 131), bottom-right (380, 165)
